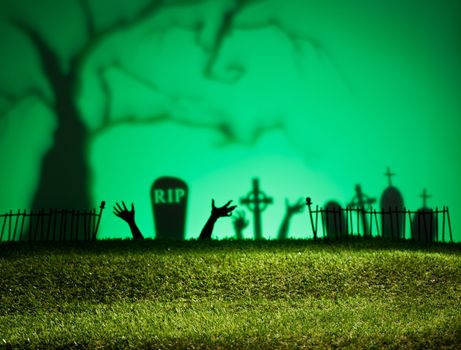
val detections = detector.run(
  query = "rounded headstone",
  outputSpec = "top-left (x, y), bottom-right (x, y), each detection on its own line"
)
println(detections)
top-left (380, 186), bottom-right (404, 239)
top-left (151, 176), bottom-right (188, 240)
top-left (324, 201), bottom-right (347, 240)
top-left (412, 208), bottom-right (436, 242)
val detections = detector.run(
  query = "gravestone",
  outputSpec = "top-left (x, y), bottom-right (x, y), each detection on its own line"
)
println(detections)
top-left (412, 209), bottom-right (436, 242)
top-left (411, 189), bottom-right (436, 242)
top-left (240, 178), bottom-right (273, 240)
top-left (380, 167), bottom-right (404, 239)
top-left (324, 201), bottom-right (347, 240)
top-left (151, 176), bottom-right (188, 240)
top-left (347, 184), bottom-right (376, 238)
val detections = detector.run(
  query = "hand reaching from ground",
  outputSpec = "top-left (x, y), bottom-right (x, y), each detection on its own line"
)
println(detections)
top-left (113, 201), bottom-right (135, 224)
top-left (278, 198), bottom-right (305, 239)
top-left (285, 198), bottom-right (305, 215)
top-left (113, 201), bottom-right (144, 240)
top-left (200, 199), bottom-right (237, 240)
top-left (232, 210), bottom-right (249, 240)
top-left (211, 199), bottom-right (237, 219)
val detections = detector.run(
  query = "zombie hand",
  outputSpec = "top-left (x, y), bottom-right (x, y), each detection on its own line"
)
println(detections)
top-left (113, 201), bottom-right (135, 224)
top-left (285, 198), bottom-right (304, 216)
top-left (113, 201), bottom-right (144, 240)
top-left (211, 199), bottom-right (237, 219)
top-left (200, 199), bottom-right (237, 240)
top-left (232, 210), bottom-right (249, 231)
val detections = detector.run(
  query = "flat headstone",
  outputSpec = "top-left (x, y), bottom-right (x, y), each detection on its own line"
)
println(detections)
top-left (151, 176), bottom-right (188, 240)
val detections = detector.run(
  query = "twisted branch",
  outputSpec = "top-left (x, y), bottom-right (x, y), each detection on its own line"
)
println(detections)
top-left (79, 0), bottom-right (96, 38)
top-left (0, 88), bottom-right (53, 136)
top-left (139, 2), bottom-right (350, 91)
top-left (71, 0), bottom-right (208, 73)
top-left (234, 19), bottom-right (353, 93)
top-left (91, 61), bottom-right (236, 144)
top-left (94, 65), bottom-right (113, 127)
top-left (81, 1), bottom-right (345, 145)
top-left (203, 0), bottom-right (263, 82)
top-left (0, 88), bottom-right (52, 117)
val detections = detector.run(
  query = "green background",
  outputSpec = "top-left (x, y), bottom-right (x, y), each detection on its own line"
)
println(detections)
top-left (0, 0), bottom-right (460, 240)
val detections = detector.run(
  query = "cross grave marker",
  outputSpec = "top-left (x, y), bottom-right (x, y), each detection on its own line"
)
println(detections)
top-left (240, 178), bottom-right (273, 240)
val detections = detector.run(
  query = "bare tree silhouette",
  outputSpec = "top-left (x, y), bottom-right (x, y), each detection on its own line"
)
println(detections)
top-left (3, 0), bottom-right (213, 214)
top-left (0, 0), bottom-right (344, 240)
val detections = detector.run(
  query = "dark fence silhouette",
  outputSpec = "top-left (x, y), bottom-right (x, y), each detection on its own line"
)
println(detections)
top-left (306, 199), bottom-right (453, 243)
top-left (0, 201), bottom-right (106, 242)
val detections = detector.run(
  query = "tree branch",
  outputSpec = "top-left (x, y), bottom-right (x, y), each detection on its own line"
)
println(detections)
top-left (90, 109), bottom-right (240, 148)
top-left (9, 18), bottom-right (68, 100)
top-left (111, 62), bottom-right (239, 136)
top-left (138, 0), bottom-right (346, 90)
top-left (92, 112), bottom-right (170, 137)
top-left (153, 7), bottom-right (350, 89)
top-left (90, 43), bottom-right (287, 146)
top-left (250, 120), bottom-right (284, 145)
top-left (70, 0), bottom-right (208, 73)
top-left (91, 60), bottom-right (237, 143)
top-left (142, 20), bottom-right (245, 84)
top-left (144, 0), bottom-right (262, 84)
top-left (94, 59), bottom-right (201, 127)
top-left (234, 19), bottom-right (354, 93)
top-left (0, 88), bottom-right (52, 117)
top-left (79, 0), bottom-right (96, 38)
top-left (203, 0), bottom-right (263, 82)
top-left (95, 65), bottom-right (113, 127)
top-left (111, 61), bottom-right (204, 104)
top-left (0, 88), bottom-right (53, 137)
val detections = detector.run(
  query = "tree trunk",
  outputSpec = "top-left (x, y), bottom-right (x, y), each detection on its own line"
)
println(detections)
top-left (31, 89), bottom-right (90, 211)
top-left (26, 76), bottom-right (92, 241)
top-left (13, 22), bottom-right (93, 241)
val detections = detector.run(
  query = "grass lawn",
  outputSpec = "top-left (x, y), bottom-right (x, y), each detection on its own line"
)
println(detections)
top-left (0, 239), bottom-right (460, 349)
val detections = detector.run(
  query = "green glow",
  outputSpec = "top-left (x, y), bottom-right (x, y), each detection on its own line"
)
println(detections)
top-left (0, 0), bottom-right (460, 240)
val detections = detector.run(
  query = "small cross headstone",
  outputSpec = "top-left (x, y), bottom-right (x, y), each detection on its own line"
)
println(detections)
top-left (412, 189), bottom-right (435, 242)
top-left (384, 167), bottom-right (395, 187)
top-left (380, 167), bottom-right (404, 239)
top-left (240, 178), bottom-right (273, 240)
top-left (420, 188), bottom-right (431, 208)
top-left (151, 176), bottom-right (188, 240)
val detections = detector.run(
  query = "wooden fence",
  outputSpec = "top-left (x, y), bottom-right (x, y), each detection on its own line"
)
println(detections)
top-left (0, 201), bottom-right (106, 242)
top-left (306, 198), bottom-right (453, 243)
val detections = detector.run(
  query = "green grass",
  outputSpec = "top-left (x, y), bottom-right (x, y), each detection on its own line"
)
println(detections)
top-left (1, 239), bottom-right (460, 349)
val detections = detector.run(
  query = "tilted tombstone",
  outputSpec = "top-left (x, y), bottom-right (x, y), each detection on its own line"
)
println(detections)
top-left (347, 184), bottom-right (375, 238)
top-left (151, 176), bottom-right (188, 240)
top-left (380, 187), bottom-right (404, 239)
top-left (324, 201), bottom-right (347, 240)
